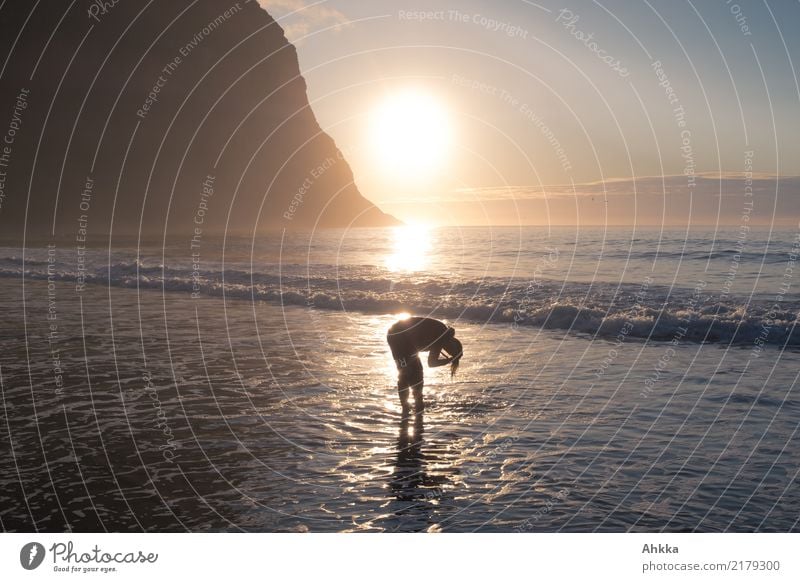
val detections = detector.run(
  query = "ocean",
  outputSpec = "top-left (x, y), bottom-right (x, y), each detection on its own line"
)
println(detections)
top-left (1, 225), bottom-right (799, 531)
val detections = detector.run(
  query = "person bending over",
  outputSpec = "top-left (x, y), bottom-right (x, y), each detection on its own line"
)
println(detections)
top-left (386, 316), bottom-right (463, 416)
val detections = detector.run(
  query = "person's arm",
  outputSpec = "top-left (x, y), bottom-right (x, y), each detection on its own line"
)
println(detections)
top-left (428, 343), bottom-right (453, 367)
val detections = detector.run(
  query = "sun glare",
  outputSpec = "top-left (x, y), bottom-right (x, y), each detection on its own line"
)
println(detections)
top-left (384, 224), bottom-right (433, 272)
top-left (368, 89), bottom-right (452, 181)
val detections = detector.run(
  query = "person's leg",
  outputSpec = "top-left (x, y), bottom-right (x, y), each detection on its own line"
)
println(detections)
top-left (396, 357), bottom-right (413, 416)
top-left (388, 333), bottom-right (414, 416)
top-left (408, 357), bottom-right (424, 414)
top-left (412, 383), bottom-right (424, 414)
top-left (397, 375), bottom-right (411, 415)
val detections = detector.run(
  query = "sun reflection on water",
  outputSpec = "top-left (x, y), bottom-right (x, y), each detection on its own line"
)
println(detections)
top-left (384, 224), bottom-right (433, 273)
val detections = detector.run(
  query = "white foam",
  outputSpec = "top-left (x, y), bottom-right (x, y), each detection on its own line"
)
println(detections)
top-left (2, 253), bottom-right (798, 346)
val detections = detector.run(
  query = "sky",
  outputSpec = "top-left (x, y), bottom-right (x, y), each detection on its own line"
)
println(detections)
top-left (260, 0), bottom-right (800, 226)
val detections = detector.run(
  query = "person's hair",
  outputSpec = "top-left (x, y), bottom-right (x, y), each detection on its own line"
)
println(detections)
top-left (447, 337), bottom-right (463, 378)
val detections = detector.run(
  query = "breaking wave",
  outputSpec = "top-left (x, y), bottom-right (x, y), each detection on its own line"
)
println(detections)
top-left (2, 254), bottom-right (798, 347)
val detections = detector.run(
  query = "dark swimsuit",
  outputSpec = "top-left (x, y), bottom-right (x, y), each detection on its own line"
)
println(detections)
top-left (387, 317), bottom-right (452, 386)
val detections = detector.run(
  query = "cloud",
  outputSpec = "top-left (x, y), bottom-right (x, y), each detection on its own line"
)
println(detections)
top-left (258, 0), bottom-right (351, 43)
top-left (384, 173), bottom-right (800, 226)
top-left (447, 174), bottom-right (800, 202)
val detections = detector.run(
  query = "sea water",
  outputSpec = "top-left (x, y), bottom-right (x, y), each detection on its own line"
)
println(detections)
top-left (0, 226), bottom-right (798, 531)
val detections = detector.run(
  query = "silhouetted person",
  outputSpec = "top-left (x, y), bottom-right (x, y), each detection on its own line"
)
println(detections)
top-left (386, 316), bottom-right (463, 416)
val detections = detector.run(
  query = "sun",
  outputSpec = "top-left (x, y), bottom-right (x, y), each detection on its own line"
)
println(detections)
top-left (368, 89), bottom-right (453, 181)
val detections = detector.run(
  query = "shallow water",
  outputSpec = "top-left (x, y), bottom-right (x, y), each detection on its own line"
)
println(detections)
top-left (1, 272), bottom-right (798, 531)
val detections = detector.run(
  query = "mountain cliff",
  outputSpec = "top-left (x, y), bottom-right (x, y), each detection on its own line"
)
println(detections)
top-left (0, 0), bottom-right (398, 238)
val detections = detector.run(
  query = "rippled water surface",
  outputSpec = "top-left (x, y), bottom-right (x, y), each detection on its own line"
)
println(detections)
top-left (1, 227), bottom-right (799, 531)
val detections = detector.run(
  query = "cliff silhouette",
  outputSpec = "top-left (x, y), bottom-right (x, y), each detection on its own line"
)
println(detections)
top-left (0, 0), bottom-right (398, 239)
